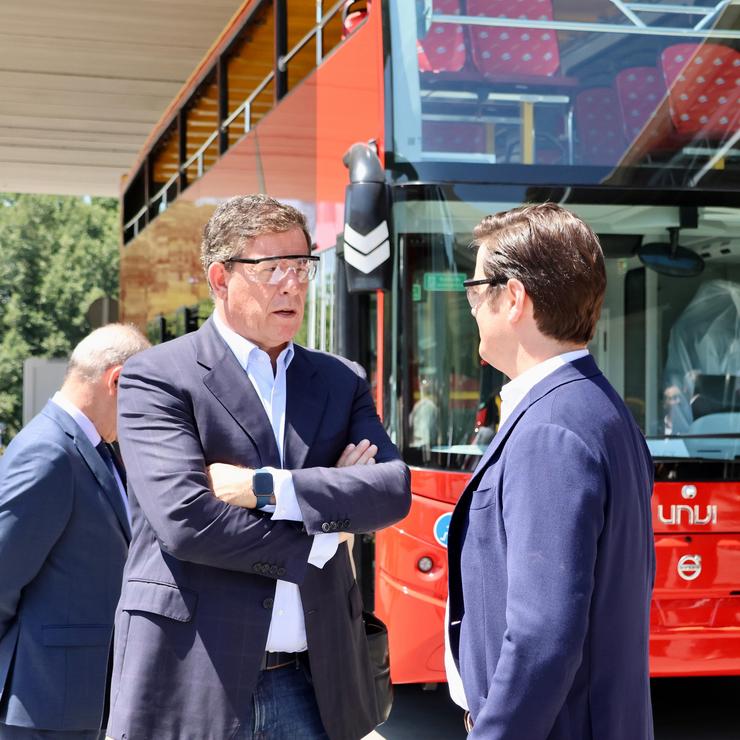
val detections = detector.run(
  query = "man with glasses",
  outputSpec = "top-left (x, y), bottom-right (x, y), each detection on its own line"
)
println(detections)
top-left (106, 195), bottom-right (410, 740)
top-left (447, 204), bottom-right (655, 739)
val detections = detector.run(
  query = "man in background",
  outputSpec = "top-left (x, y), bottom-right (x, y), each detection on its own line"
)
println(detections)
top-left (0, 324), bottom-right (150, 740)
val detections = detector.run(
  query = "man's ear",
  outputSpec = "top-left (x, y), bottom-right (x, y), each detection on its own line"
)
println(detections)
top-left (506, 279), bottom-right (528, 324)
top-left (208, 262), bottom-right (228, 299)
top-left (104, 365), bottom-right (123, 395)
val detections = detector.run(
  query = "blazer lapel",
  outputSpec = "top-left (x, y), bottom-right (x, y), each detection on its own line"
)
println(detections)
top-left (197, 317), bottom-right (281, 467)
top-left (284, 346), bottom-right (328, 470)
top-left (76, 436), bottom-right (132, 541)
top-left (449, 355), bottom-right (604, 641)
top-left (42, 402), bottom-right (131, 541)
top-left (461, 355), bottom-right (603, 495)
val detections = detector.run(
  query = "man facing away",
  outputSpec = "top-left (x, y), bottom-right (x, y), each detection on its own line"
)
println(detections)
top-left (0, 324), bottom-right (150, 739)
top-left (106, 194), bottom-right (411, 740)
top-left (447, 203), bottom-right (656, 739)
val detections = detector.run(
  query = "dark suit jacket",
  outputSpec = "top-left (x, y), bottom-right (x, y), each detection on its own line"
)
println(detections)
top-left (448, 356), bottom-right (656, 740)
top-left (107, 317), bottom-right (410, 740)
top-left (0, 402), bottom-right (130, 732)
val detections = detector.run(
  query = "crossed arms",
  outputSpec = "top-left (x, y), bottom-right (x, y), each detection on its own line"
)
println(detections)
top-left (117, 355), bottom-right (410, 583)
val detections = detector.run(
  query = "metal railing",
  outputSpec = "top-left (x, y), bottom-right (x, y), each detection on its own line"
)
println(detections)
top-left (432, 15), bottom-right (740, 40)
top-left (124, 0), bottom-right (352, 242)
top-left (222, 70), bottom-right (276, 135)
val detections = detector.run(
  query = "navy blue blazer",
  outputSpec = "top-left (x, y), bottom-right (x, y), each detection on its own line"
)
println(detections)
top-left (107, 317), bottom-right (410, 740)
top-left (448, 356), bottom-right (656, 740)
top-left (0, 402), bottom-right (130, 732)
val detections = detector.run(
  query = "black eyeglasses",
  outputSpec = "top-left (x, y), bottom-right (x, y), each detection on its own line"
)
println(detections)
top-left (225, 254), bottom-right (320, 284)
top-left (462, 277), bottom-right (508, 310)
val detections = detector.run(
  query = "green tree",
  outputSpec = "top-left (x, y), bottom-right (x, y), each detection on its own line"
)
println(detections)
top-left (0, 193), bottom-right (119, 442)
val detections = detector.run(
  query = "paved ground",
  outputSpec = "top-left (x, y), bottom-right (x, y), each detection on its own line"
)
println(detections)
top-left (365, 677), bottom-right (740, 739)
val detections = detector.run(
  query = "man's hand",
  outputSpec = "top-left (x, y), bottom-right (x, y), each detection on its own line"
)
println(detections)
top-left (335, 439), bottom-right (378, 467)
top-left (208, 437), bottom-right (379, 511)
top-left (335, 439), bottom-right (377, 568)
top-left (207, 463), bottom-right (256, 509)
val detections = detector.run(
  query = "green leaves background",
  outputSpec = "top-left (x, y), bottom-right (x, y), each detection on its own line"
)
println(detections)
top-left (0, 194), bottom-right (119, 443)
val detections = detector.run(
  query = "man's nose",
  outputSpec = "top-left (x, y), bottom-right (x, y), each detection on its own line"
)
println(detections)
top-left (277, 268), bottom-right (302, 292)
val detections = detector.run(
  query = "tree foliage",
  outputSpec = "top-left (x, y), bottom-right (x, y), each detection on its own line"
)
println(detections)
top-left (0, 193), bottom-right (119, 442)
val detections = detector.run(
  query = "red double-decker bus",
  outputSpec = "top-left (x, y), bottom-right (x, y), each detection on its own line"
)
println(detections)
top-left (120, 0), bottom-right (740, 683)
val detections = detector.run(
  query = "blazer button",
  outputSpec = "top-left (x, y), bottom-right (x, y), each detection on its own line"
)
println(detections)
top-left (263, 597), bottom-right (274, 609)
top-left (343, 519), bottom-right (351, 529)
top-left (321, 522), bottom-right (331, 533)
top-left (330, 521), bottom-right (339, 531)
top-left (253, 563), bottom-right (263, 573)
top-left (269, 565), bottom-right (279, 577)
top-left (277, 567), bottom-right (286, 577)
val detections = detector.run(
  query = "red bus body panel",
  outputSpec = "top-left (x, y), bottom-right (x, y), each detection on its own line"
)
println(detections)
top-left (376, 469), bottom-right (740, 683)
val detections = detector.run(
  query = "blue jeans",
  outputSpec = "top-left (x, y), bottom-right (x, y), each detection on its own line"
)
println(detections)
top-left (245, 662), bottom-right (329, 740)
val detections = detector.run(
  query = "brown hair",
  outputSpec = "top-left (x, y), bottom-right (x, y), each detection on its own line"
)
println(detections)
top-left (473, 203), bottom-right (606, 343)
top-left (200, 194), bottom-right (311, 280)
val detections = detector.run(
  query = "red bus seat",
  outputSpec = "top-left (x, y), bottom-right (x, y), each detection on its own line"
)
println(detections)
top-left (417, 0), bottom-right (467, 74)
top-left (574, 87), bottom-right (626, 165)
top-left (660, 43), bottom-right (740, 140)
top-left (468, 0), bottom-right (560, 79)
top-left (615, 66), bottom-right (667, 143)
top-left (422, 120), bottom-right (487, 153)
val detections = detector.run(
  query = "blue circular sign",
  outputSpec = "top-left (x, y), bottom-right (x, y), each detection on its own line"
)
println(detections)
top-left (433, 512), bottom-right (452, 548)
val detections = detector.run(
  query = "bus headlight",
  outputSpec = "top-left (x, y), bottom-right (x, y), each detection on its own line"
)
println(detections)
top-left (417, 556), bottom-right (434, 573)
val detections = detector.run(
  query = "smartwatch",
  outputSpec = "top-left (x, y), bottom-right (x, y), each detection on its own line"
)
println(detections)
top-left (253, 469), bottom-right (275, 510)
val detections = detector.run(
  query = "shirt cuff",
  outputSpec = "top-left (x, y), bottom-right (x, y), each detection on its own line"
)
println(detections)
top-left (266, 468), bottom-right (303, 521)
top-left (308, 533), bottom-right (340, 568)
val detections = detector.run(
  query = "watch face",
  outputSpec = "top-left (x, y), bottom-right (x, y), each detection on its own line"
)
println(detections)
top-left (253, 470), bottom-right (274, 495)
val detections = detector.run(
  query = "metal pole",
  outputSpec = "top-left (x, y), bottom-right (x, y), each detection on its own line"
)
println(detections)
top-left (274, 0), bottom-right (288, 100)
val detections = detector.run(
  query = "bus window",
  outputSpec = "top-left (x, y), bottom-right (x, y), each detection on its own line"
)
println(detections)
top-left (401, 229), bottom-right (505, 470)
top-left (389, 1), bottom-right (740, 188)
top-left (395, 190), bottom-right (740, 468)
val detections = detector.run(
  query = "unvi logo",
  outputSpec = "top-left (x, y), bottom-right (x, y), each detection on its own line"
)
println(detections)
top-left (434, 513), bottom-right (452, 548)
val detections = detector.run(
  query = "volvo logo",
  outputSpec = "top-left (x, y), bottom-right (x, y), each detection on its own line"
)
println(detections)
top-left (681, 485), bottom-right (697, 500)
top-left (677, 554), bottom-right (702, 581)
top-left (657, 504), bottom-right (717, 526)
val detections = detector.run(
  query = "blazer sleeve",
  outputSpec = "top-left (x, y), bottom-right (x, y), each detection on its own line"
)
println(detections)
top-left (471, 423), bottom-right (606, 739)
top-left (117, 357), bottom-right (313, 583)
top-left (0, 440), bottom-right (74, 637)
top-left (290, 369), bottom-right (411, 535)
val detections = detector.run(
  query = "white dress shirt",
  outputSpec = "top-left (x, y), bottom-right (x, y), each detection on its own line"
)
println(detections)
top-left (445, 348), bottom-right (590, 709)
top-left (212, 311), bottom-right (339, 653)
top-left (50, 392), bottom-right (130, 520)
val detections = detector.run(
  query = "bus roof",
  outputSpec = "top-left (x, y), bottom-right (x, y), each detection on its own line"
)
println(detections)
top-left (0, 0), bottom-right (244, 197)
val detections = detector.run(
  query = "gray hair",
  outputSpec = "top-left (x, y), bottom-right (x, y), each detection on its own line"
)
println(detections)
top-left (200, 194), bottom-right (311, 285)
top-left (67, 323), bottom-right (150, 381)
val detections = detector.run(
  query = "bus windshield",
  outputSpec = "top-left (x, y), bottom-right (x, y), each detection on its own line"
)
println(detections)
top-left (395, 188), bottom-right (740, 469)
top-left (388, 1), bottom-right (740, 190)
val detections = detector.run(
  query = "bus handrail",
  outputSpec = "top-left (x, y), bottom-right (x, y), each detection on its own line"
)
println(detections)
top-left (182, 130), bottom-right (219, 175)
top-left (625, 3), bottom-right (720, 15)
top-left (150, 173), bottom-right (180, 210)
top-left (222, 70), bottom-right (276, 133)
top-left (277, 0), bottom-right (346, 72)
top-left (123, 205), bottom-right (147, 236)
top-left (431, 13), bottom-right (740, 40)
top-left (125, 0), bottom-right (351, 243)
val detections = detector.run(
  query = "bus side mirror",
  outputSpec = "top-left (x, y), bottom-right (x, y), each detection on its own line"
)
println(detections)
top-left (342, 142), bottom-right (392, 293)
